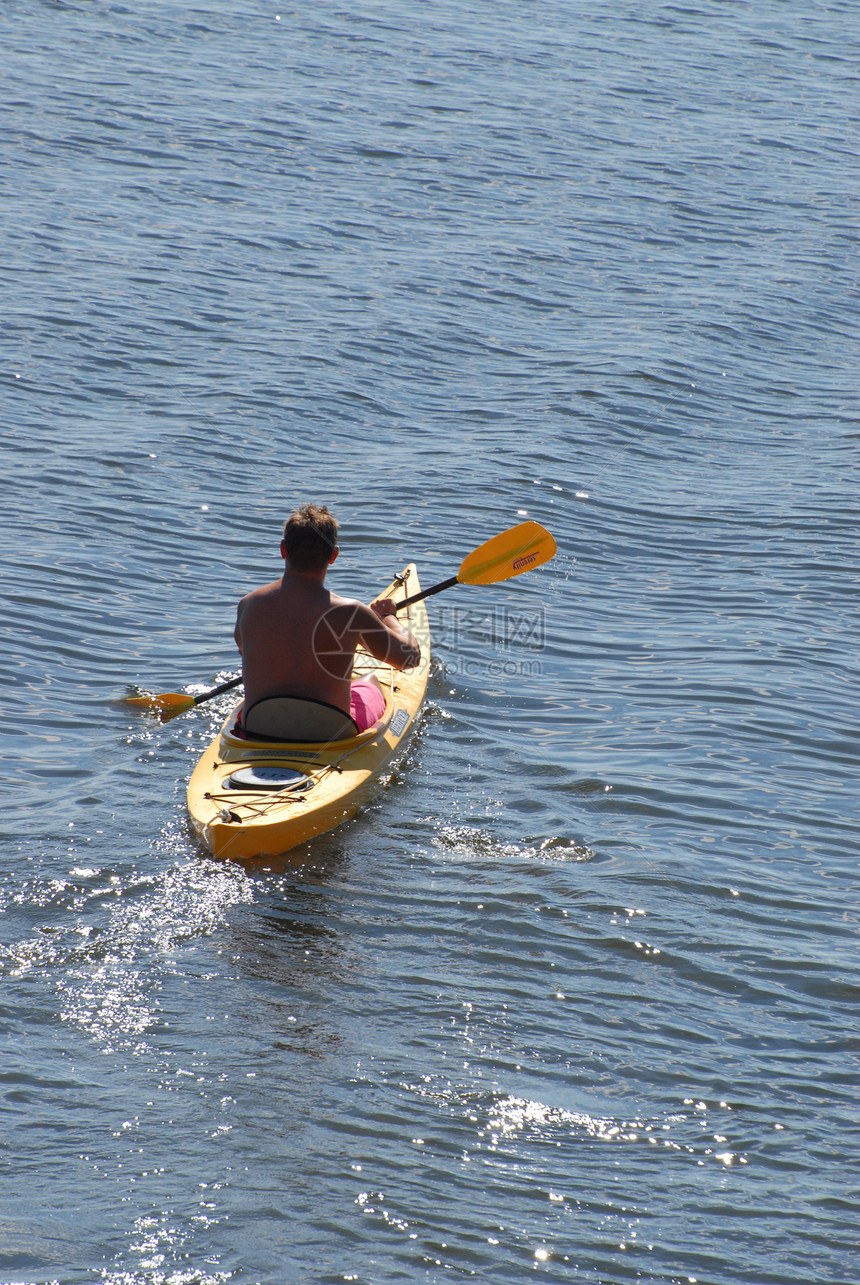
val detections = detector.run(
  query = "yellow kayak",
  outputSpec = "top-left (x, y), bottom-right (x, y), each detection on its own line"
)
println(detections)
top-left (186, 565), bottom-right (429, 861)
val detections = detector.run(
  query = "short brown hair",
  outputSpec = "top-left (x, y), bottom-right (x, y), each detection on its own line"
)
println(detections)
top-left (283, 503), bottom-right (338, 572)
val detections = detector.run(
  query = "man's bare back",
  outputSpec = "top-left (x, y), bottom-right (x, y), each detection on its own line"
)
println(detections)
top-left (234, 506), bottom-right (420, 719)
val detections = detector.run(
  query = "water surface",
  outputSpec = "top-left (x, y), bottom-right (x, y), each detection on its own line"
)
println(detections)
top-left (2, 1), bottom-right (858, 1282)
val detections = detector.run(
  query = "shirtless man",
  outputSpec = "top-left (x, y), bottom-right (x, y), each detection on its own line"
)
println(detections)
top-left (234, 503), bottom-right (420, 733)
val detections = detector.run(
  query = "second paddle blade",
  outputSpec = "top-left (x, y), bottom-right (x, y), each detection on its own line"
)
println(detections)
top-left (457, 521), bottom-right (557, 586)
top-left (124, 691), bottom-right (196, 717)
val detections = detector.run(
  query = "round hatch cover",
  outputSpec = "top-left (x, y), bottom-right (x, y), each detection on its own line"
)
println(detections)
top-left (226, 766), bottom-right (312, 792)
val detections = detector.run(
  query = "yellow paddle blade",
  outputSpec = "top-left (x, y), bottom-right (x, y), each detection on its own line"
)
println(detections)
top-left (124, 691), bottom-right (196, 717)
top-left (122, 675), bottom-right (241, 719)
top-left (457, 521), bottom-right (557, 586)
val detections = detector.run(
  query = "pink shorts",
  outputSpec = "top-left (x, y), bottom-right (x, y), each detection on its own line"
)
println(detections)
top-left (349, 679), bottom-right (386, 732)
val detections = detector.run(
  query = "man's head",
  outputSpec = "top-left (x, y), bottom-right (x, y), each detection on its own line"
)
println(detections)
top-left (281, 503), bottom-right (339, 573)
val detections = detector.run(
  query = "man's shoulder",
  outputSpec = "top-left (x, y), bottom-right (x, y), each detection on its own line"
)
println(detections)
top-left (237, 578), bottom-right (283, 608)
top-left (323, 594), bottom-right (381, 634)
top-left (327, 590), bottom-right (370, 614)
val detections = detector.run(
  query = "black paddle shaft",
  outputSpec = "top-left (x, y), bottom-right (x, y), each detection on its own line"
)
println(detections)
top-left (396, 575), bottom-right (458, 612)
top-left (194, 675), bottom-right (243, 706)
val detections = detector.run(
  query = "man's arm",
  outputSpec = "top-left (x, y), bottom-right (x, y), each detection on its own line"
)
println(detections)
top-left (234, 598), bottom-right (245, 652)
top-left (357, 598), bottom-right (421, 670)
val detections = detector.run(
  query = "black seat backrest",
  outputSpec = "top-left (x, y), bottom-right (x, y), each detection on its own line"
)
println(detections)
top-left (243, 696), bottom-right (358, 742)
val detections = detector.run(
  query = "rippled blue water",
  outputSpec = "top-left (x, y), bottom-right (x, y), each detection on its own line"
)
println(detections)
top-left (2, 2), bottom-right (858, 1282)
